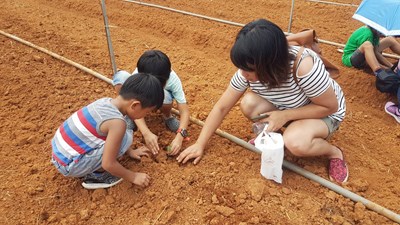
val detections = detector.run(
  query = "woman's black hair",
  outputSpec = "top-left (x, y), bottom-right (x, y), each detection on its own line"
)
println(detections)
top-left (230, 19), bottom-right (292, 87)
top-left (119, 73), bottom-right (164, 109)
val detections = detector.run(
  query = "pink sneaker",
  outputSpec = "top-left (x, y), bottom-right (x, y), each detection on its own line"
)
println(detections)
top-left (384, 101), bottom-right (400, 123)
top-left (329, 147), bottom-right (348, 184)
top-left (248, 137), bottom-right (256, 145)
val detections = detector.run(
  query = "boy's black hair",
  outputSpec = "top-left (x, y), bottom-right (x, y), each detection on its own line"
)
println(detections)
top-left (137, 50), bottom-right (171, 87)
top-left (119, 73), bottom-right (164, 109)
top-left (230, 19), bottom-right (291, 88)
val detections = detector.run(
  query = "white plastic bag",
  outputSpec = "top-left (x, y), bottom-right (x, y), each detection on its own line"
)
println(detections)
top-left (254, 131), bottom-right (284, 183)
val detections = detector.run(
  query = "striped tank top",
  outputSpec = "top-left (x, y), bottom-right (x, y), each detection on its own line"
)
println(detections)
top-left (51, 98), bottom-right (124, 166)
top-left (230, 46), bottom-right (346, 121)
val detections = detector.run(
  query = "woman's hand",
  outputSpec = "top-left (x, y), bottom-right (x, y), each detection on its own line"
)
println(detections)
top-left (263, 110), bottom-right (289, 132)
top-left (176, 143), bottom-right (204, 165)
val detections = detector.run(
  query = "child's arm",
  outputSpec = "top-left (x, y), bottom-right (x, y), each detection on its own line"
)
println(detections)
top-left (134, 118), bottom-right (160, 155)
top-left (168, 103), bottom-right (190, 155)
top-left (101, 119), bottom-right (151, 187)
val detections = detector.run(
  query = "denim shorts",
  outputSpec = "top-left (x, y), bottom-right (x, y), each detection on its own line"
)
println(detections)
top-left (163, 90), bottom-right (174, 104)
top-left (51, 129), bottom-right (133, 177)
top-left (321, 116), bottom-right (341, 139)
top-left (112, 70), bottom-right (131, 86)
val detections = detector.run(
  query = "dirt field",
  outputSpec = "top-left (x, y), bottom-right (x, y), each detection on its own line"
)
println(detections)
top-left (1, 0), bottom-right (399, 224)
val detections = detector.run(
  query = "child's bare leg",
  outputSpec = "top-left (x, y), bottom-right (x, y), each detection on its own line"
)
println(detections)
top-left (379, 37), bottom-right (400, 55)
top-left (160, 103), bottom-right (172, 118)
top-left (358, 41), bottom-right (381, 72)
top-left (240, 91), bottom-right (277, 119)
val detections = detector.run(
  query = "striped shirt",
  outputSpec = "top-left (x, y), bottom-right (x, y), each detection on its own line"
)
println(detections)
top-left (230, 46), bottom-right (346, 121)
top-left (51, 98), bottom-right (125, 166)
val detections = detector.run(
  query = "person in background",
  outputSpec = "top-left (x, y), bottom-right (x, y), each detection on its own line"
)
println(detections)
top-left (342, 26), bottom-right (400, 123)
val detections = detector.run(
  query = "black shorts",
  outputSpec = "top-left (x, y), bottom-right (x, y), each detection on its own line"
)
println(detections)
top-left (350, 49), bottom-right (367, 69)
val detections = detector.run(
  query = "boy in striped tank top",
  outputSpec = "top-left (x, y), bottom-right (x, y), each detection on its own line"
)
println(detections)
top-left (177, 19), bottom-right (349, 184)
top-left (51, 74), bottom-right (164, 189)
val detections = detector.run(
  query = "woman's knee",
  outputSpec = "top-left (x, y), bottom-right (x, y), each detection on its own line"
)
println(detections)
top-left (240, 92), bottom-right (275, 118)
top-left (240, 93), bottom-right (259, 118)
top-left (283, 131), bottom-right (310, 156)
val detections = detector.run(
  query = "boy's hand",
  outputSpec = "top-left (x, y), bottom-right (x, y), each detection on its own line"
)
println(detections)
top-left (168, 136), bottom-right (184, 156)
top-left (128, 146), bottom-right (150, 160)
top-left (130, 172), bottom-right (151, 187)
top-left (143, 132), bottom-right (159, 155)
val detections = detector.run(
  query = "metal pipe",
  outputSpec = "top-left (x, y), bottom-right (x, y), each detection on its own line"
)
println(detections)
top-left (124, 0), bottom-right (245, 27)
top-left (1, 29), bottom-right (399, 224)
top-left (288, 0), bottom-right (295, 33)
top-left (306, 0), bottom-right (359, 7)
top-left (100, 0), bottom-right (118, 74)
top-left (0, 30), bottom-right (112, 84)
top-left (123, 0), bottom-right (400, 60)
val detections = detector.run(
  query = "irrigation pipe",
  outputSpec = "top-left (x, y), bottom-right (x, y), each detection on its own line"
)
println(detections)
top-left (306, 0), bottom-right (358, 7)
top-left (100, 0), bottom-right (117, 74)
top-left (0, 30), bottom-right (112, 84)
top-left (123, 0), bottom-right (400, 60)
top-left (287, 0), bottom-right (295, 33)
top-left (124, 0), bottom-right (245, 27)
top-left (1, 30), bottom-right (399, 224)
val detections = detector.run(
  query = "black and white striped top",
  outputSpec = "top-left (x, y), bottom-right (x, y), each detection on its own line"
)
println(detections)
top-left (230, 46), bottom-right (346, 121)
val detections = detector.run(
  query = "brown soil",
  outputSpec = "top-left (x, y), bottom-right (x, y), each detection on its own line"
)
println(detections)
top-left (1, 0), bottom-right (399, 224)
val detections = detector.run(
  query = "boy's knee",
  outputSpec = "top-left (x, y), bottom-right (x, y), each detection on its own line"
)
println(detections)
top-left (360, 41), bottom-right (374, 51)
top-left (383, 36), bottom-right (396, 43)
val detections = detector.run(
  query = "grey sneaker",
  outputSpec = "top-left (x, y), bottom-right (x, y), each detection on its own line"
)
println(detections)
top-left (81, 171), bottom-right (122, 189)
top-left (165, 116), bottom-right (180, 132)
